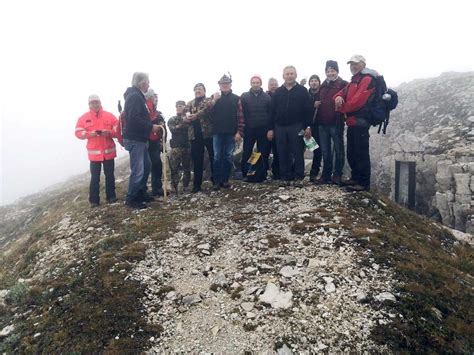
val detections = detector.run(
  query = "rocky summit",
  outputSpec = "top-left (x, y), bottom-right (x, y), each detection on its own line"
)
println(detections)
top-left (0, 166), bottom-right (472, 353)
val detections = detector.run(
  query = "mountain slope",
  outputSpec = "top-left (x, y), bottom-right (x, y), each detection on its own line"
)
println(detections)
top-left (1, 166), bottom-right (472, 353)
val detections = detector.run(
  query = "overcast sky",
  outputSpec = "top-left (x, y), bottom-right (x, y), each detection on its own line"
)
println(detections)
top-left (0, 0), bottom-right (473, 205)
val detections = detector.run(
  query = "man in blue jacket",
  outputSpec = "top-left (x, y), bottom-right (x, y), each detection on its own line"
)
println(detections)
top-left (123, 72), bottom-right (162, 209)
top-left (268, 66), bottom-right (313, 187)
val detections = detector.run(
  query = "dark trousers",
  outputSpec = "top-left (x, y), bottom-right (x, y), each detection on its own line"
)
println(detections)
top-left (310, 123), bottom-right (322, 177)
top-left (191, 137), bottom-right (214, 188)
top-left (241, 126), bottom-right (269, 176)
top-left (148, 140), bottom-right (163, 193)
top-left (347, 126), bottom-right (371, 187)
top-left (124, 139), bottom-right (151, 202)
top-left (269, 139), bottom-right (280, 179)
top-left (319, 124), bottom-right (345, 180)
top-left (275, 123), bottom-right (305, 181)
top-left (213, 133), bottom-right (235, 184)
top-left (89, 159), bottom-right (115, 204)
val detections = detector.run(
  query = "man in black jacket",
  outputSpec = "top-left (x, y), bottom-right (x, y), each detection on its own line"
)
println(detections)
top-left (240, 75), bottom-right (272, 181)
top-left (209, 73), bottom-right (244, 191)
top-left (268, 66), bottom-right (313, 187)
top-left (123, 72), bottom-right (161, 209)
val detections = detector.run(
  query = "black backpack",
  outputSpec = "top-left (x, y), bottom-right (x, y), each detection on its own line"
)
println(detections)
top-left (364, 74), bottom-right (398, 134)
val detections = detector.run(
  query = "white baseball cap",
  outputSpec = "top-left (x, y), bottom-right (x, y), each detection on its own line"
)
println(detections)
top-left (347, 55), bottom-right (366, 64)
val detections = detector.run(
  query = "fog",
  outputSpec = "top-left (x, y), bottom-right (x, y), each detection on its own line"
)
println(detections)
top-left (1, 0), bottom-right (473, 205)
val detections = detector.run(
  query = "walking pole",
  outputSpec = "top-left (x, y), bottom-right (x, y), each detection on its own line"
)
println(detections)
top-left (161, 125), bottom-right (168, 202)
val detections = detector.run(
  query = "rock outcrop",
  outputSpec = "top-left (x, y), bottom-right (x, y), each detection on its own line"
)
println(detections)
top-left (371, 72), bottom-right (474, 233)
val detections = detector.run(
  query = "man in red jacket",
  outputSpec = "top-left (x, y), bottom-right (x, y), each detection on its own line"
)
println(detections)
top-left (334, 55), bottom-right (375, 191)
top-left (75, 95), bottom-right (119, 207)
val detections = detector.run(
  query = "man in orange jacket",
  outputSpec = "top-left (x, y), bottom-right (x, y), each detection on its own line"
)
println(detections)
top-left (75, 94), bottom-right (119, 207)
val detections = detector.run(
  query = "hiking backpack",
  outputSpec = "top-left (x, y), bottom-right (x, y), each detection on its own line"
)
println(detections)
top-left (365, 74), bottom-right (398, 134)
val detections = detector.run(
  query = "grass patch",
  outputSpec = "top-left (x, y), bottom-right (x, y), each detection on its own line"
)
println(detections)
top-left (346, 193), bottom-right (474, 353)
top-left (0, 175), bottom-right (178, 353)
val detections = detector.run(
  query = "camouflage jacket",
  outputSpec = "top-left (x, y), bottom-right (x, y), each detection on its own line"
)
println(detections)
top-left (186, 97), bottom-right (213, 140)
top-left (167, 114), bottom-right (189, 148)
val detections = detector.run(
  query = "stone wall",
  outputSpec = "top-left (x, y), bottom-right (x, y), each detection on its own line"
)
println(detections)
top-left (370, 72), bottom-right (474, 234)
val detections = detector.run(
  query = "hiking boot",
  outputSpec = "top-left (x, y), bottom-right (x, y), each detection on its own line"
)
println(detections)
top-left (152, 188), bottom-right (164, 197)
top-left (293, 179), bottom-right (304, 188)
top-left (309, 175), bottom-right (318, 183)
top-left (126, 200), bottom-right (148, 209)
top-left (314, 177), bottom-right (329, 185)
top-left (243, 176), bottom-right (250, 182)
top-left (90, 202), bottom-right (100, 208)
top-left (341, 178), bottom-right (358, 186)
top-left (331, 176), bottom-right (342, 185)
top-left (107, 197), bottom-right (118, 204)
top-left (212, 184), bottom-right (221, 191)
top-left (346, 184), bottom-right (370, 192)
top-left (279, 180), bottom-right (291, 188)
top-left (221, 181), bottom-right (231, 189)
top-left (191, 186), bottom-right (201, 193)
top-left (138, 193), bottom-right (154, 203)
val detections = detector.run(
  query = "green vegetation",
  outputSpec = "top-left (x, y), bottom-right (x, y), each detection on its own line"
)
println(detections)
top-left (345, 192), bottom-right (473, 353)
top-left (0, 174), bottom-right (177, 353)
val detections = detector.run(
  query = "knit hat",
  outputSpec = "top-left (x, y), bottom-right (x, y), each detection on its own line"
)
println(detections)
top-left (176, 100), bottom-right (186, 106)
top-left (88, 94), bottom-right (100, 103)
top-left (194, 82), bottom-right (206, 92)
top-left (308, 74), bottom-right (321, 84)
top-left (218, 73), bottom-right (232, 84)
top-left (145, 89), bottom-right (157, 100)
top-left (250, 74), bottom-right (262, 84)
top-left (325, 60), bottom-right (339, 73)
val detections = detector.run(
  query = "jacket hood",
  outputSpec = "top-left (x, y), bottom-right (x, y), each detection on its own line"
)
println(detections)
top-left (123, 86), bottom-right (136, 99)
top-left (89, 107), bottom-right (103, 116)
top-left (360, 67), bottom-right (379, 78)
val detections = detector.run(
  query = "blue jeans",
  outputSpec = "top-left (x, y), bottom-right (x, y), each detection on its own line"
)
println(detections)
top-left (319, 125), bottom-right (345, 180)
top-left (213, 133), bottom-right (235, 184)
top-left (124, 139), bottom-right (151, 202)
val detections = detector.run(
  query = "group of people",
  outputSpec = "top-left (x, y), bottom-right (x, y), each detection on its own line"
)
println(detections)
top-left (76, 55), bottom-right (376, 209)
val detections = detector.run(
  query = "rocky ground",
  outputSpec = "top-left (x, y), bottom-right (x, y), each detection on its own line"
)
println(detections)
top-left (1, 172), bottom-right (472, 353)
top-left (130, 184), bottom-right (396, 352)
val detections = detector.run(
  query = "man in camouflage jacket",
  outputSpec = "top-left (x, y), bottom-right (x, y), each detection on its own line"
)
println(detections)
top-left (185, 83), bottom-right (214, 193)
top-left (168, 101), bottom-right (191, 191)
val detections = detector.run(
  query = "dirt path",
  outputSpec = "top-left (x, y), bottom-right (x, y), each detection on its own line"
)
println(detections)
top-left (130, 183), bottom-right (397, 352)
